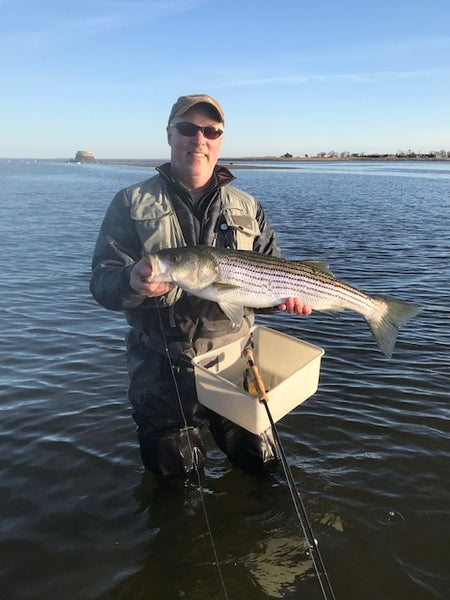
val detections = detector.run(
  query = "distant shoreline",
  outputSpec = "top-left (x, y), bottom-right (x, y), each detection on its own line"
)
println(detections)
top-left (98, 155), bottom-right (449, 170)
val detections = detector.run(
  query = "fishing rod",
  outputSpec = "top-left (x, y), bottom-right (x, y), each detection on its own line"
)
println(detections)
top-left (155, 300), bottom-right (334, 599)
top-left (243, 346), bottom-right (337, 600)
top-left (155, 303), bottom-right (230, 600)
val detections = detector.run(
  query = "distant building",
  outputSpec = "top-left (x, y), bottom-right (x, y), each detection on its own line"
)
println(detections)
top-left (73, 150), bottom-right (95, 163)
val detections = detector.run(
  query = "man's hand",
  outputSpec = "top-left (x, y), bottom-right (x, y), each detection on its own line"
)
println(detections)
top-left (130, 259), bottom-right (173, 297)
top-left (279, 297), bottom-right (312, 315)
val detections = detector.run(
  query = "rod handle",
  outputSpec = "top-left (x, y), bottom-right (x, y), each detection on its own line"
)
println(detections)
top-left (243, 348), bottom-right (269, 404)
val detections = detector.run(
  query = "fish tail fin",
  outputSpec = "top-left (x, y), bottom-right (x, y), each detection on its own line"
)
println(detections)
top-left (365, 297), bottom-right (421, 358)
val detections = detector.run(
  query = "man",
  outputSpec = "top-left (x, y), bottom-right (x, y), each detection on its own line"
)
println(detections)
top-left (90, 94), bottom-right (311, 479)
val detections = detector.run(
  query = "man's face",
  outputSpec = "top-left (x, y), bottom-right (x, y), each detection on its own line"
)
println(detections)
top-left (167, 106), bottom-right (223, 187)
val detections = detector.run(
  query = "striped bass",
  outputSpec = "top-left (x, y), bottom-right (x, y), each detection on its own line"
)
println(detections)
top-left (144, 246), bottom-right (420, 358)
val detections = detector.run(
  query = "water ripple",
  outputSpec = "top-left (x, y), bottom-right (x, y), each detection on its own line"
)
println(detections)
top-left (0, 160), bottom-right (448, 599)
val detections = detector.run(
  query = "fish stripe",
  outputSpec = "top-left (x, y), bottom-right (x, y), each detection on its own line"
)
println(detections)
top-left (149, 246), bottom-right (420, 356)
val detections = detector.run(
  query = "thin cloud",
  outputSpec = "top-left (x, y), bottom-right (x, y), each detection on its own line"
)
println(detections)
top-left (306, 36), bottom-right (450, 65)
top-left (0, 0), bottom-right (208, 51)
top-left (217, 67), bottom-right (449, 88)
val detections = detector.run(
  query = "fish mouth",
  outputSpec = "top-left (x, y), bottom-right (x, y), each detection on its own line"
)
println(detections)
top-left (143, 254), bottom-right (171, 283)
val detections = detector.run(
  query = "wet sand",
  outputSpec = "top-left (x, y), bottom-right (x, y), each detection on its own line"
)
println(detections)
top-left (98, 159), bottom-right (297, 169)
top-left (98, 156), bottom-right (447, 169)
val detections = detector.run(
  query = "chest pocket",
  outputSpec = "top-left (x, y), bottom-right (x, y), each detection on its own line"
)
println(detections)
top-left (130, 189), bottom-right (185, 255)
top-left (220, 210), bottom-right (260, 250)
top-left (219, 185), bottom-right (261, 250)
top-left (129, 183), bottom-right (185, 306)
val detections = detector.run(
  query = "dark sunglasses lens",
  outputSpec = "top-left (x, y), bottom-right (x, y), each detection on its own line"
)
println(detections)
top-left (203, 127), bottom-right (222, 139)
top-left (175, 122), bottom-right (222, 139)
top-left (176, 123), bottom-right (198, 136)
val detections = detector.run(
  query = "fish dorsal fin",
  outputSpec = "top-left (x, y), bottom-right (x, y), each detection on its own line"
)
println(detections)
top-left (295, 259), bottom-right (332, 274)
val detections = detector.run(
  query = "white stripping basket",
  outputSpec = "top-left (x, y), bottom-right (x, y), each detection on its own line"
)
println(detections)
top-left (192, 325), bottom-right (324, 435)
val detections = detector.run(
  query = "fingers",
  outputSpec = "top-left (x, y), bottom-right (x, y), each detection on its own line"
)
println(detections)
top-left (279, 297), bottom-right (312, 315)
top-left (143, 280), bottom-right (173, 297)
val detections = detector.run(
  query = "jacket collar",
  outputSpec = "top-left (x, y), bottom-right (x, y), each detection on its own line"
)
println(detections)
top-left (156, 162), bottom-right (236, 190)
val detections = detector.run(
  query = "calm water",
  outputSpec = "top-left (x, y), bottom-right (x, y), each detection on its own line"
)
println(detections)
top-left (0, 159), bottom-right (448, 600)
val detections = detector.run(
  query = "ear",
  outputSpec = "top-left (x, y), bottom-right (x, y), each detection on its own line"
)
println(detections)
top-left (167, 126), bottom-right (173, 146)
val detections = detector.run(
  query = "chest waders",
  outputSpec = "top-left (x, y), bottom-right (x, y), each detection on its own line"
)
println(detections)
top-left (127, 177), bottom-right (276, 479)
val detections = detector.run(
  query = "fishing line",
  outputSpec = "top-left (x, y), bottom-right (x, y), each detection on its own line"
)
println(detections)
top-left (154, 302), bottom-right (230, 600)
top-left (244, 347), bottom-right (336, 600)
top-left (153, 300), bottom-right (334, 599)
top-left (265, 408), bottom-right (336, 600)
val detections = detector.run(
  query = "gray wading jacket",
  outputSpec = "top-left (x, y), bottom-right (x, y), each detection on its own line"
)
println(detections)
top-left (90, 163), bottom-right (283, 359)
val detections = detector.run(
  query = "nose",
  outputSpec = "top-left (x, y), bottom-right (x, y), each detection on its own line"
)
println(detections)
top-left (186, 126), bottom-right (208, 142)
top-left (192, 129), bottom-right (206, 141)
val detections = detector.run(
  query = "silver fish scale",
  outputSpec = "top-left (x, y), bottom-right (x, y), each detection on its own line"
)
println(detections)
top-left (155, 246), bottom-right (420, 357)
top-left (152, 245), bottom-right (420, 357)
top-left (213, 250), bottom-right (375, 313)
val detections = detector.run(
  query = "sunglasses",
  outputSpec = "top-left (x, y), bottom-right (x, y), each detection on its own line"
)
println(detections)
top-left (171, 121), bottom-right (224, 140)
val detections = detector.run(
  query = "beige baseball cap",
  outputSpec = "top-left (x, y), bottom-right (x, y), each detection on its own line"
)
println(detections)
top-left (168, 94), bottom-right (225, 125)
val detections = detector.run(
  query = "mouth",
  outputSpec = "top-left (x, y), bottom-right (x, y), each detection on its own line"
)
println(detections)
top-left (188, 151), bottom-right (208, 158)
top-left (143, 255), bottom-right (164, 282)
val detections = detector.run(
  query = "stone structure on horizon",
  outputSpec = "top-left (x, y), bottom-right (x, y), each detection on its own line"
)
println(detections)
top-left (73, 150), bottom-right (95, 163)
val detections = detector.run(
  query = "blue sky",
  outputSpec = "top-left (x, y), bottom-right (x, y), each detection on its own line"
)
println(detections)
top-left (1, 0), bottom-right (449, 158)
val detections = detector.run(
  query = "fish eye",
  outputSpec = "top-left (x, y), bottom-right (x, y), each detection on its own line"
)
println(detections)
top-left (171, 254), bottom-right (181, 263)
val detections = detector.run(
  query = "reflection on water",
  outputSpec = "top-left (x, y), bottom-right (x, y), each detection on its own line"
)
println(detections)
top-left (0, 160), bottom-right (448, 599)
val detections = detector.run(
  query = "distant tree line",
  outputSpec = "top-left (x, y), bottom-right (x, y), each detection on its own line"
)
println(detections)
top-left (309, 149), bottom-right (449, 159)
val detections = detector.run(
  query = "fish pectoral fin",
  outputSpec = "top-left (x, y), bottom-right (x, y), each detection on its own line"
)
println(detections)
top-left (217, 301), bottom-right (244, 327)
top-left (212, 282), bottom-right (241, 290)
